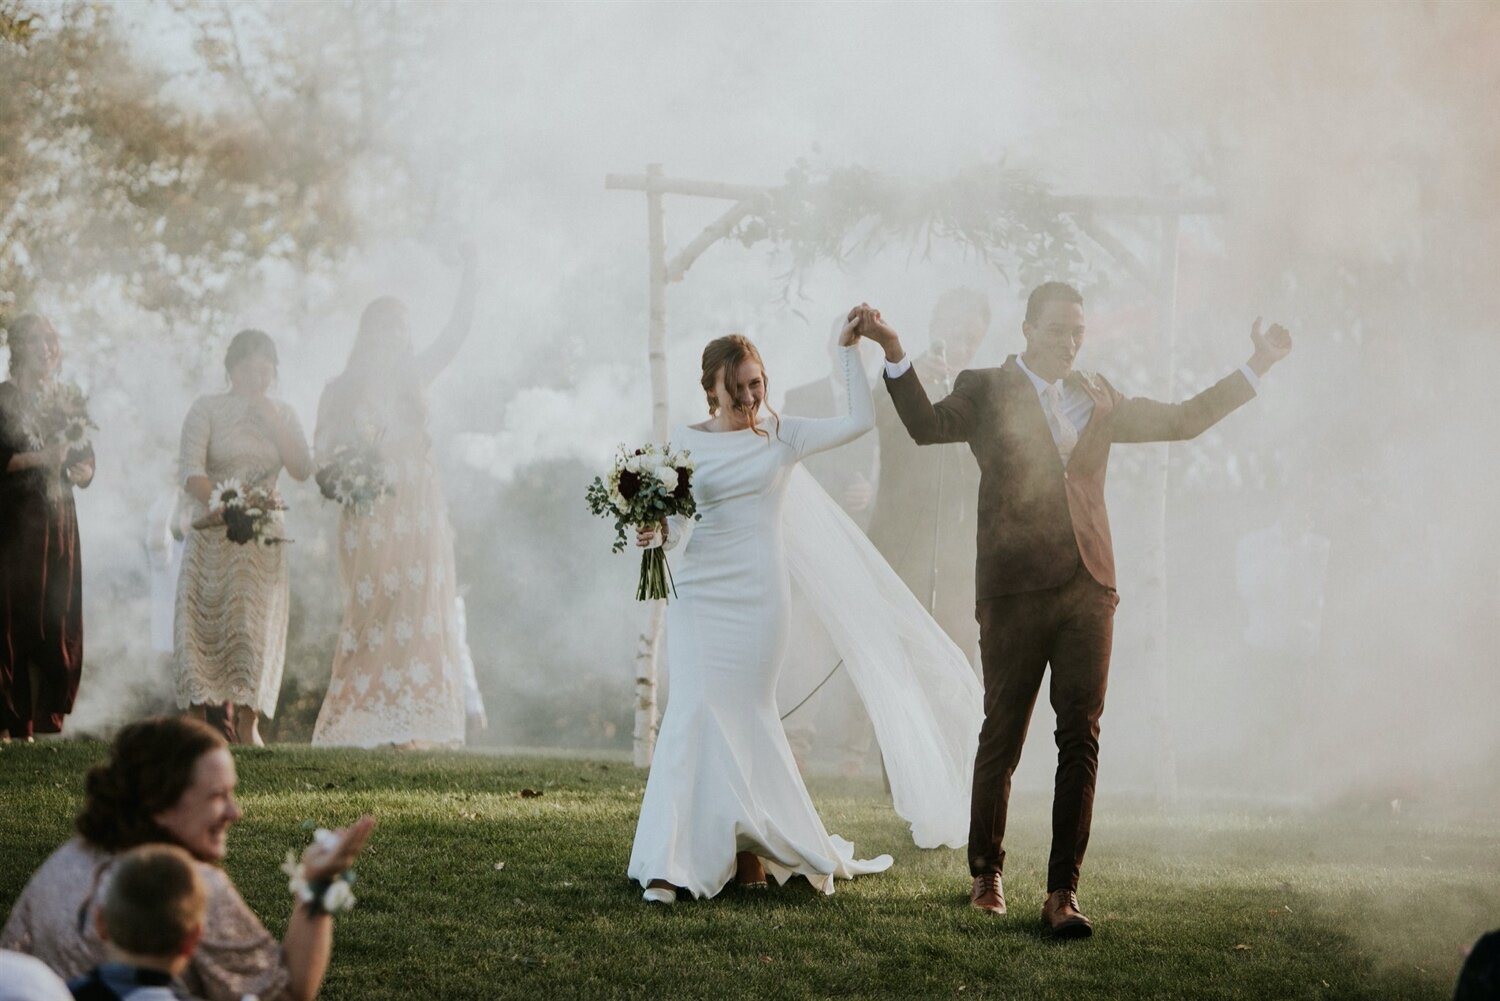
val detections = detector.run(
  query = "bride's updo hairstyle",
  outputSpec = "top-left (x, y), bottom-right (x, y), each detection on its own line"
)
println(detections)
top-left (700, 334), bottom-right (779, 440)
top-left (75, 717), bottom-right (226, 853)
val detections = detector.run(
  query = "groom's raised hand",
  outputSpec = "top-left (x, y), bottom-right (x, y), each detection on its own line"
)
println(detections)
top-left (858, 306), bottom-right (906, 363)
top-left (1247, 317), bottom-right (1293, 377)
top-left (839, 303), bottom-right (870, 346)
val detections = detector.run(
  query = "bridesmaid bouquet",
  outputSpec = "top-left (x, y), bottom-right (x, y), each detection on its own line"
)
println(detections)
top-left (195, 478), bottom-right (291, 547)
top-left (22, 380), bottom-right (95, 458)
top-left (315, 441), bottom-right (395, 516)
top-left (585, 443), bottom-right (698, 601)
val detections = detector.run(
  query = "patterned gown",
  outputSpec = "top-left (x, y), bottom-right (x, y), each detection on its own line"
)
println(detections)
top-left (174, 393), bottom-right (306, 717)
top-left (311, 380), bottom-right (467, 747)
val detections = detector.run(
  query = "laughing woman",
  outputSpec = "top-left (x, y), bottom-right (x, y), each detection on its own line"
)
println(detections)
top-left (1, 716), bottom-right (374, 1001)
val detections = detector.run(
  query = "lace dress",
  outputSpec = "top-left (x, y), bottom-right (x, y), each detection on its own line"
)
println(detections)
top-left (627, 345), bottom-right (896, 898)
top-left (311, 380), bottom-right (466, 747)
top-left (174, 394), bottom-right (305, 717)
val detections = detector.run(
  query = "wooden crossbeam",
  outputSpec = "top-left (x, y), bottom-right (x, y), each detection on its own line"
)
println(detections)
top-left (606, 173), bottom-right (768, 202)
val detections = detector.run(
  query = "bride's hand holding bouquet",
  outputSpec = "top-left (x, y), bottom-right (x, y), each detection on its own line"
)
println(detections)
top-left (586, 443), bottom-right (698, 601)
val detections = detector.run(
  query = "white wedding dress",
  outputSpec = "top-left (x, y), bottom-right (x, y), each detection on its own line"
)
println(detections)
top-left (627, 345), bottom-right (982, 899)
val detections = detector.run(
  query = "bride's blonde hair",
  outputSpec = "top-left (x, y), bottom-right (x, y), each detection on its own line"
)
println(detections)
top-left (700, 334), bottom-right (778, 440)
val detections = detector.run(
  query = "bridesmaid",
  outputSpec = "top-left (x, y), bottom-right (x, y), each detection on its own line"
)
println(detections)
top-left (0, 314), bottom-right (94, 740)
top-left (174, 330), bottom-right (312, 745)
top-left (311, 244), bottom-right (477, 748)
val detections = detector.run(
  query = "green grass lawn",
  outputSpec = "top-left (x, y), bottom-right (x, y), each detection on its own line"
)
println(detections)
top-left (2, 741), bottom-right (1494, 1000)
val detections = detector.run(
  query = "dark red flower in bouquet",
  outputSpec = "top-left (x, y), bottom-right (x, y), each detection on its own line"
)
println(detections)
top-left (673, 466), bottom-right (692, 500)
top-left (618, 468), bottom-right (642, 500)
top-left (224, 508), bottom-right (256, 545)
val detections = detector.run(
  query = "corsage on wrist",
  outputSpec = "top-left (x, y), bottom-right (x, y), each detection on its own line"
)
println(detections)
top-left (281, 828), bottom-right (358, 915)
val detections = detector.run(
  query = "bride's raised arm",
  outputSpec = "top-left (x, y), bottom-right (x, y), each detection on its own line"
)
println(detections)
top-left (414, 242), bottom-right (479, 384)
top-left (780, 340), bottom-right (875, 460)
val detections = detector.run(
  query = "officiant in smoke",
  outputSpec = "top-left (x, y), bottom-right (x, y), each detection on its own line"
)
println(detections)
top-left (866, 288), bottom-right (991, 664)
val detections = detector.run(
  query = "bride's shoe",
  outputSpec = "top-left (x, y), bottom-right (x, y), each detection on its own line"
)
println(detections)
top-left (735, 851), bottom-right (768, 889)
top-left (643, 879), bottom-right (678, 904)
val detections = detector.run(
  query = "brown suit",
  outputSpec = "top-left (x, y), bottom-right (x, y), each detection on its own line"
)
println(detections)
top-left (886, 355), bottom-right (1256, 890)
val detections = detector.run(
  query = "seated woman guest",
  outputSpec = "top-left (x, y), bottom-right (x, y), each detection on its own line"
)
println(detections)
top-left (0, 717), bottom-right (374, 1001)
top-left (0, 313), bottom-right (95, 741)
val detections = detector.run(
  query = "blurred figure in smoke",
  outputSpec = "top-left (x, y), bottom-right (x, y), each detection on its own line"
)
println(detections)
top-left (174, 330), bottom-right (313, 746)
top-left (865, 288), bottom-right (990, 664)
top-left (311, 244), bottom-right (478, 748)
top-left (0, 314), bottom-right (95, 741)
top-left (779, 318), bottom-right (882, 777)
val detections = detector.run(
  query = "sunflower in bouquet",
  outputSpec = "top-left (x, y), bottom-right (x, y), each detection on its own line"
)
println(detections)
top-left (586, 443), bottom-right (698, 600)
top-left (22, 380), bottom-right (96, 460)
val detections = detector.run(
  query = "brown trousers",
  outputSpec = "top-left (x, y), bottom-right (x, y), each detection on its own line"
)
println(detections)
top-left (969, 565), bottom-right (1118, 891)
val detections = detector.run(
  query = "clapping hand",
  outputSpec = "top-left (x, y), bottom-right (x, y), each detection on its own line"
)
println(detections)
top-left (1248, 317), bottom-right (1293, 376)
top-left (843, 472), bottom-right (874, 512)
top-left (300, 815), bottom-right (376, 882)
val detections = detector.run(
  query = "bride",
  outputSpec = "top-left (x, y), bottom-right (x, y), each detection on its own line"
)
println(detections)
top-left (627, 307), bottom-right (982, 903)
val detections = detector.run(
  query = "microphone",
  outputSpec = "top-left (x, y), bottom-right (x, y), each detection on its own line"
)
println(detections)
top-left (930, 338), bottom-right (951, 392)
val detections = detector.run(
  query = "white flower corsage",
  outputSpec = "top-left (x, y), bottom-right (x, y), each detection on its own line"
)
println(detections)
top-left (280, 828), bottom-right (358, 915)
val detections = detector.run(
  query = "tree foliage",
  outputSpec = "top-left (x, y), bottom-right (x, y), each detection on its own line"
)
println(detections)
top-left (0, 0), bottom-right (431, 372)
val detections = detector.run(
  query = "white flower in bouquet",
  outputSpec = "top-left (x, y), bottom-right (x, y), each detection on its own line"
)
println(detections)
top-left (586, 441), bottom-right (701, 601)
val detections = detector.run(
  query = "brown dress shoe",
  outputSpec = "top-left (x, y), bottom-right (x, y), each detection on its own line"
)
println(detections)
top-left (970, 873), bottom-right (1006, 915)
top-left (735, 851), bottom-right (767, 888)
top-left (1041, 888), bottom-right (1093, 938)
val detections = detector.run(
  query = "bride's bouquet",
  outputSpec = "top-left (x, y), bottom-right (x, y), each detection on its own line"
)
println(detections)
top-left (194, 478), bottom-right (291, 547)
top-left (585, 443), bottom-right (698, 601)
top-left (22, 380), bottom-right (95, 459)
top-left (315, 440), bottom-right (395, 516)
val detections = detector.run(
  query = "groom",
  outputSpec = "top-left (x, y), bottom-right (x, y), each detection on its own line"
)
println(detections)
top-left (852, 283), bottom-right (1292, 937)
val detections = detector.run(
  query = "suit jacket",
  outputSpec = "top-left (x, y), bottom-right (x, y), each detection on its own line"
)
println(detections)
top-left (885, 355), bottom-right (1257, 601)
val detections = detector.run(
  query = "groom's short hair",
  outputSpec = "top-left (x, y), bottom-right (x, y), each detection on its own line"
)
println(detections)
top-left (1025, 282), bottom-right (1084, 324)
